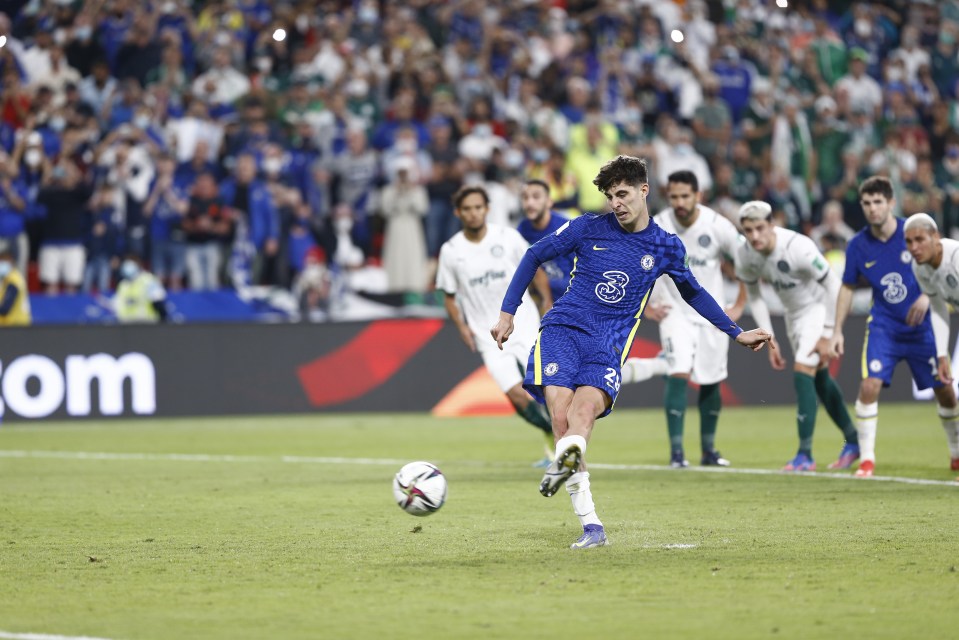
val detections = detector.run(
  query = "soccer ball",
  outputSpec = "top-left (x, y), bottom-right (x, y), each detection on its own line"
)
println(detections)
top-left (392, 461), bottom-right (447, 516)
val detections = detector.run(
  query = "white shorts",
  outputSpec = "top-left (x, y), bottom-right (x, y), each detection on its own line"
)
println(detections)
top-left (39, 244), bottom-right (85, 287)
top-left (784, 304), bottom-right (828, 368)
top-left (659, 313), bottom-right (729, 385)
top-left (478, 324), bottom-right (537, 393)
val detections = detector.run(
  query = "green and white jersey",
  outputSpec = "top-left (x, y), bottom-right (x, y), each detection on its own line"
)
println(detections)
top-left (654, 205), bottom-right (740, 325)
top-left (436, 223), bottom-right (539, 346)
top-left (735, 227), bottom-right (831, 314)
top-left (913, 237), bottom-right (959, 307)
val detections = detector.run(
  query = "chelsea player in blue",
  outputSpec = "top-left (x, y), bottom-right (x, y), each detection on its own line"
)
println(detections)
top-left (517, 180), bottom-right (574, 303)
top-left (827, 176), bottom-right (959, 478)
top-left (490, 156), bottom-right (771, 549)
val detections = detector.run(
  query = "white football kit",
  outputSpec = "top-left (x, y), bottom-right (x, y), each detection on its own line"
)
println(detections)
top-left (912, 237), bottom-right (959, 359)
top-left (736, 227), bottom-right (838, 368)
top-left (436, 224), bottom-right (541, 392)
top-left (653, 205), bottom-right (740, 384)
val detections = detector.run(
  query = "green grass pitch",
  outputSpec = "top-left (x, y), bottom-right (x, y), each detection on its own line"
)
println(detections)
top-left (1, 404), bottom-right (958, 640)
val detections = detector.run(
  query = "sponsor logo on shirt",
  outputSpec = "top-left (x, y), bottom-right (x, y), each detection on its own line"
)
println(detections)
top-left (468, 270), bottom-right (508, 287)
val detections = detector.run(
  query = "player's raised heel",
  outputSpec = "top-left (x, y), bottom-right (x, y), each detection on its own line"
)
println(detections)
top-left (539, 445), bottom-right (582, 497)
top-left (570, 524), bottom-right (608, 549)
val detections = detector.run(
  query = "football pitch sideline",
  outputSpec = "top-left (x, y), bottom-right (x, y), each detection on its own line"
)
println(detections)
top-left (1, 405), bottom-right (957, 640)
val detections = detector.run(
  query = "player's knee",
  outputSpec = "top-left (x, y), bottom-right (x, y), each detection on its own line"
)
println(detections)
top-left (858, 379), bottom-right (881, 403)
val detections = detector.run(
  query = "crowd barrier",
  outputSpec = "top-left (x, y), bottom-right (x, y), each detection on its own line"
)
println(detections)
top-left (0, 316), bottom-right (934, 421)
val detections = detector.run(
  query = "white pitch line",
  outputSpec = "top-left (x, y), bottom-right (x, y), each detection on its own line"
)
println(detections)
top-left (1, 450), bottom-right (957, 487)
top-left (589, 461), bottom-right (959, 487)
top-left (0, 631), bottom-right (118, 640)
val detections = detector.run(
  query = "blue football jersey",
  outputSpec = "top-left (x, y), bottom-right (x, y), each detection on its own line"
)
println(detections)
top-left (517, 212), bottom-right (574, 301)
top-left (527, 213), bottom-right (697, 354)
top-left (842, 218), bottom-right (928, 333)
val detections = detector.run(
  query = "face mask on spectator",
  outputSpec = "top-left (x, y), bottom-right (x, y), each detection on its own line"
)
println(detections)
top-left (121, 260), bottom-right (140, 280)
top-left (49, 116), bottom-right (66, 132)
top-left (25, 149), bottom-right (42, 167)
top-left (75, 26), bottom-right (92, 40)
top-left (473, 124), bottom-right (492, 138)
top-left (395, 139), bottom-right (417, 153)
top-left (161, 1), bottom-right (176, 14)
top-left (134, 114), bottom-right (151, 128)
top-left (532, 148), bottom-right (549, 163)
top-left (854, 19), bottom-right (871, 37)
top-left (0, 262), bottom-right (11, 278)
top-left (334, 218), bottom-right (352, 234)
top-left (263, 157), bottom-right (283, 174)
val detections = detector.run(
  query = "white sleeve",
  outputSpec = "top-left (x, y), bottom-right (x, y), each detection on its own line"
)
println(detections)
top-left (745, 280), bottom-right (774, 336)
top-left (820, 269), bottom-right (841, 336)
top-left (930, 294), bottom-right (951, 358)
top-left (911, 262), bottom-right (935, 295)
top-left (795, 236), bottom-right (830, 282)
top-left (435, 244), bottom-right (457, 294)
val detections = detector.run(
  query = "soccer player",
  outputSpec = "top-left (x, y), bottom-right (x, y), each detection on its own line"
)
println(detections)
top-left (903, 212), bottom-right (959, 470)
top-left (828, 177), bottom-right (959, 477)
top-left (735, 201), bottom-right (859, 471)
top-left (436, 185), bottom-right (556, 465)
top-left (517, 180), bottom-right (574, 304)
top-left (521, 178), bottom-right (668, 387)
top-left (490, 156), bottom-right (771, 549)
top-left (639, 170), bottom-right (745, 468)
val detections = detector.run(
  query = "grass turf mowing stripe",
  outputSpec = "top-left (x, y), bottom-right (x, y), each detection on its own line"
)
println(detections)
top-left (1, 449), bottom-right (956, 487)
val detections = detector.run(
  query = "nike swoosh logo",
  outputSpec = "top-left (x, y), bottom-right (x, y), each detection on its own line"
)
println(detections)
top-left (593, 245), bottom-right (609, 251)
top-left (865, 261), bottom-right (877, 268)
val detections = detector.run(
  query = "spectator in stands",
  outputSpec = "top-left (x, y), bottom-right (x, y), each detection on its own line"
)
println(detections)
top-left (37, 157), bottom-right (91, 295)
top-left (82, 182), bottom-right (122, 294)
top-left (324, 126), bottom-right (379, 256)
top-left (143, 154), bottom-right (188, 291)
top-left (114, 254), bottom-right (167, 323)
top-left (78, 60), bottom-right (117, 122)
top-left (424, 116), bottom-right (463, 257)
top-left (0, 250), bottom-right (31, 326)
top-left (377, 158), bottom-right (429, 294)
top-left (218, 152), bottom-right (278, 286)
top-left (64, 13), bottom-right (106, 77)
top-left (183, 171), bottom-right (232, 291)
top-left (691, 74), bottom-right (733, 171)
top-left (809, 199), bottom-right (856, 252)
top-left (191, 46), bottom-right (250, 111)
top-left (0, 150), bottom-right (28, 276)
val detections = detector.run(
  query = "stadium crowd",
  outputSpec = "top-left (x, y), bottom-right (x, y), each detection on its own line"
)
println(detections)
top-left (0, 0), bottom-right (954, 312)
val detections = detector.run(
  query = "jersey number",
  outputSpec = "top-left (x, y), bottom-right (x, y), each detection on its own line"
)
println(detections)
top-left (595, 270), bottom-right (629, 304)
top-left (604, 367), bottom-right (621, 393)
top-left (879, 272), bottom-right (907, 304)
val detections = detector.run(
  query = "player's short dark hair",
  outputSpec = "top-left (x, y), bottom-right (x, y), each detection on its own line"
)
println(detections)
top-left (859, 176), bottom-right (894, 201)
top-left (593, 155), bottom-right (648, 195)
top-left (667, 170), bottom-right (699, 192)
top-left (452, 185), bottom-right (489, 209)
top-left (524, 179), bottom-right (550, 194)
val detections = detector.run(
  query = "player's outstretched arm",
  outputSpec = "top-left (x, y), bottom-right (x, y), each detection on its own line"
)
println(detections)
top-left (828, 284), bottom-right (855, 358)
top-left (735, 328), bottom-right (773, 351)
top-left (490, 311), bottom-right (515, 350)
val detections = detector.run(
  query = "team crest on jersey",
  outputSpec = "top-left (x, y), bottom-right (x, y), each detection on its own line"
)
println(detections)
top-left (869, 359), bottom-right (882, 373)
top-left (901, 250), bottom-right (911, 263)
top-left (491, 245), bottom-right (504, 257)
top-left (544, 362), bottom-right (559, 376)
top-left (698, 235), bottom-right (711, 248)
top-left (777, 260), bottom-right (790, 273)
top-left (948, 275), bottom-right (958, 289)
top-left (640, 254), bottom-right (655, 270)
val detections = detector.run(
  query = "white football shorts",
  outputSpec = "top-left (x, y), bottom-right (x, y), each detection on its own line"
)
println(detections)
top-left (784, 303), bottom-right (828, 369)
top-left (659, 313), bottom-right (729, 385)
